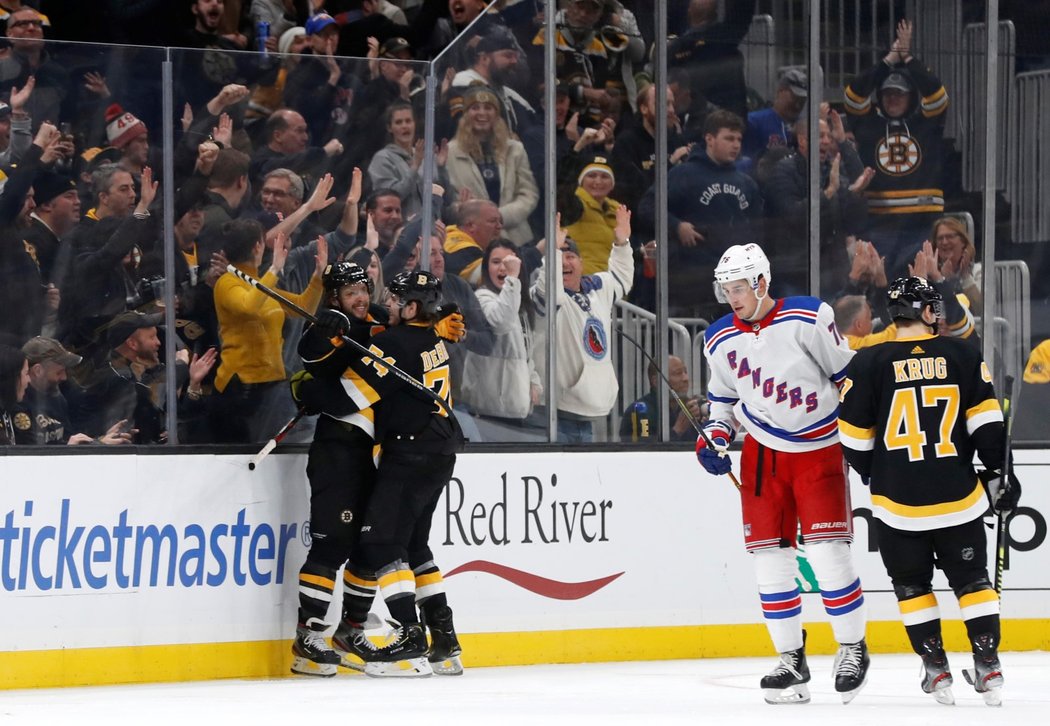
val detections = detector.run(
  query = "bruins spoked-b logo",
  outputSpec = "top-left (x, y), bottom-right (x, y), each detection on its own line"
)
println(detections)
top-left (876, 132), bottom-right (921, 176)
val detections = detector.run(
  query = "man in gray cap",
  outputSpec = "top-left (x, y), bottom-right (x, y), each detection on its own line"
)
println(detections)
top-left (844, 18), bottom-right (949, 278)
top-left (743, 68), bottom-right (809, 168)
top-left (17, 336), bottom-right (132, 445)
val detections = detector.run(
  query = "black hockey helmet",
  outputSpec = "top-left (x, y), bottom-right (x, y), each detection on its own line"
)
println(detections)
top-left (323, 261), bottom-right (374, 294)
top-left (388, 270), bottom-right (442, 317)
top-left (886, 276), bottom-right (943, 325)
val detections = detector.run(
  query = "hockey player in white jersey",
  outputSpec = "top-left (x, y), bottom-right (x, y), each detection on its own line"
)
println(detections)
top-left (694, 243), bottom-right (870, 704)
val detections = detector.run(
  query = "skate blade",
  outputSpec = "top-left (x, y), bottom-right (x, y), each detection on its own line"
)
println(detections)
top-left (762, 683), bottom-right (810, 705)
top-left (962, 668), bottom-right (1004, 705)
top-left (932, 686), bottom-right (955, 706)
top-left (430, 655), bottom-right (464, 676)
top-left (291, 656), bottom-right (338, 678)
top-left (334, 651), bottom-right (366, 672)
top-left (365, 657), bottom-right (433, 678)
top-left (838, 677), bottom-right (867, 704)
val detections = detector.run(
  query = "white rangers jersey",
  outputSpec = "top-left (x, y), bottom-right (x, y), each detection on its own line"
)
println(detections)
top-left (703, 296), bottom-right (855, 453)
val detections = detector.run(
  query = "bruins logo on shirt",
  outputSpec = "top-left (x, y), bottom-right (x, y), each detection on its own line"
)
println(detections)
top-left (876, 132), bottom-right (922, 176)
top-left (13, 412), bottom-right (31, 431)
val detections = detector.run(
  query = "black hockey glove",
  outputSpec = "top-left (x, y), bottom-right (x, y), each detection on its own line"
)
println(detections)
top-left (978, 468), bottom-right (1022, 514)
top-left (314, 308), bottom-right (351, 339)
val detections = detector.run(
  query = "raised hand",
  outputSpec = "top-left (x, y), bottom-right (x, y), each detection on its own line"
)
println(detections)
top-left (10, 76), bottom-right (35, 111)
top-left (306, 173), bottom-right (337, 212)
top-left (188, 347), bottom-right (218, 386)
top-left (212, 112), bottom-right (233, 148)
top-left (181, 102), bottom-right (194, 132)
top-left (314, 235), bottom-right (329, 278)
top-left (347, 167), bottom-right (363, 206)
top-left (137, 167), bottom-right (159, 212)
top-left (365, 213), bottom-right (379, 250)
top-left (196, 140), bottom-right (220, 175)
top-left (614, 205), bottom-right (631, 245)
top-left (271, 232), bottom-right (290, 275)
top-left (83, 71), bottom-right (111, 98)
top-left (848, 166), bottom-right (876, 193)
top-left (564, 112), bottom-right (581, 142)
top-left (503, 253), bottom-right (522, 279)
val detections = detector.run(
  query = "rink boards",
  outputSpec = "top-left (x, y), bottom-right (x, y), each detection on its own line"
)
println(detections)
top-left (1, 449), bottom-right (1048, 689)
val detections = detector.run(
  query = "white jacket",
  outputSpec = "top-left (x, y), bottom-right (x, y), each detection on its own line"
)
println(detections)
top-left (459, 277), bottom-right (540, 419)
top-left (530, 243), bottom-right (633, 417)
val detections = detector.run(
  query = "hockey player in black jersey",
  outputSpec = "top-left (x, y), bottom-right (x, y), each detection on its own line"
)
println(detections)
top-left (288, 261), bottom-right (389, 677)
top-left (294, 269), bottom-right (465, 678)
top-left (838, 276), bottom-right (1021, 706)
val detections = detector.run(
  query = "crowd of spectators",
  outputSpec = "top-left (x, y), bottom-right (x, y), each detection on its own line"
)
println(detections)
top-left (0, 0), bottom-right (1042, 445)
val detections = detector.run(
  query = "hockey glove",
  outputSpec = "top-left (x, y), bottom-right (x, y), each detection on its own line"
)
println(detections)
top-left (978, 468), bottom-right (1022, 514)
top-left (289, 370), bottom-right (322, 415)
top-left (695, 429), bottom-right (732, 476)
top-left (314, 308), bottom-right (351, 339)
top-left (435, 304), bottom-right (466, 343)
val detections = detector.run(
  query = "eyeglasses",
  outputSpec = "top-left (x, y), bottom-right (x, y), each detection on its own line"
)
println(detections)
top-left (9, 19), bottom-right (44, 29)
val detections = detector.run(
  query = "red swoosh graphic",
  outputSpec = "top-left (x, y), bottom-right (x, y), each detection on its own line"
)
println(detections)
top-left (445, 560), bottom-right (623, 600)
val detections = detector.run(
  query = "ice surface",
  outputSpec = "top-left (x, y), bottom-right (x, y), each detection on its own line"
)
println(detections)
top-left (1, 652), bottom-right (1046, 725)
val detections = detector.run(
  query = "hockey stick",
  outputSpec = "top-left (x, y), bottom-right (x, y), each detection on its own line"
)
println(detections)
top-left (994, 375), bottom-right (1016, 595)
top-left (615, 329), bottom-right (741, 490)
top-left (248, 408), bottom-right (305, 471)
top-left (225, 265), bottom-right (455, 420)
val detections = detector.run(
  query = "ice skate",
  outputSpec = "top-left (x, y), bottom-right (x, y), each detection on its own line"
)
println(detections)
top-left (833, 638), bottom-right (869, 704)
top-left (291, 623), bottom-right (341, 677)
top-left (332, 618), bottom-right (382, 672)
top-left (760, 635), bottom-right (810, 705)
top-left (424, 605), bottom-right (464, 676)
top-left (918, 636), bottom-right (954, 705)
top-left (364, 622), bottom-right (432, 678)
top-left (961, 633), bottom-right (1004, 706)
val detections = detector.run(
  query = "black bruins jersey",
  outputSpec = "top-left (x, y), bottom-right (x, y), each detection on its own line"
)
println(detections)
top-left (302, 321), bottom-right (462, 454)
top-left (838, 332), bottom-right (1004, 532)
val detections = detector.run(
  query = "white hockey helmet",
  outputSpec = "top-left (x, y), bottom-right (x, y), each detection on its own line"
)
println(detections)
top-left (713, 243), bottom-right (771, 303)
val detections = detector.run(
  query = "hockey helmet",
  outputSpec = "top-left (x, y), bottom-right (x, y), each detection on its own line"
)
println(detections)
top-left (323, 261), bottom-right (374, 295)
top-left (388, 270), bottom-right (442, 317)
top-left (713, 243), bottom-right (771, 303)
top-left (886, 276), bottom-right (943, 324)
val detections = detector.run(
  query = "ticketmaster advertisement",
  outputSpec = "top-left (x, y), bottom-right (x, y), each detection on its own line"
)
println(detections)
top-left (0, 450), bottom-right (1046, 664)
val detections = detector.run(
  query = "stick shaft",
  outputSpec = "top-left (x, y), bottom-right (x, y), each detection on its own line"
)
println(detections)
top-left (995, 375), bottom-right (1016, 594)
top-left (248, 409), bottom-right (305, 470)
top-left (616, 329), bottom-right (740, 490)
top-left (226, 265), bottom-right (455, 419)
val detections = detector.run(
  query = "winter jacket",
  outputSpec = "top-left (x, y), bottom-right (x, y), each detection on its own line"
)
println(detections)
top-left (565, 188), bottom-right (621, 276)
top-left (460, 277), bottom-right (540, 420)
top-left (446, 138), bottom-right (539, 247)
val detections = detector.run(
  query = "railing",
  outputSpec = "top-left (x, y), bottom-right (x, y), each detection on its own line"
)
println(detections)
top-left (610, 300), bottom-right (694, 441)
top-left (1009, 70), bottom-right (1050, 244)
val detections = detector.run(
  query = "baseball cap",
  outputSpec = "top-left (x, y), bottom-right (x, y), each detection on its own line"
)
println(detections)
top-left (106, 311), bottom-right (164, 348)
top-left (476, 29), bottom-right (517, 55)
top-left (22, 336), bottom-right (82, 368)
top-left (305, 12), bottom-right (336, 36)
top-left (881, 72), bottom-right (913, 93)
top-left (0, 101), bottom-right (10, 119)
top-left (561, 237), bottom-right (581, 257)
top-left (379, 36), bottom-right (412, 59)
top-left (780, 68), bottom-right (808, 98)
